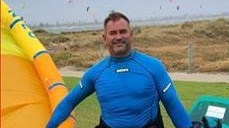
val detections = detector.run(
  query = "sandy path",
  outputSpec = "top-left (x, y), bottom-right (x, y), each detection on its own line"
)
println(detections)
top-left (59, 67), bottom-right (229, 83)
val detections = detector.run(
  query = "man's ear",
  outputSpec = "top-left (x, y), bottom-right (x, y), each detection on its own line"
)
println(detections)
top-left (130, 29), bottom-right (133, 37)
top-left (102, 34), bottom-right (106, 42)
top-left (102, 33), bottom-right (107, 46)
top-left (102, 34), bottom-right (107, 46)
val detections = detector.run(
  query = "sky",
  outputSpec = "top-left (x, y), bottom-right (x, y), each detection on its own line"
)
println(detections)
top-left (5, 0), bottom-right (229, 25)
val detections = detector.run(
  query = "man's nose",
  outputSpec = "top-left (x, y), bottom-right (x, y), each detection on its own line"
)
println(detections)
top-left (114, 33), bottom-right (122, 40)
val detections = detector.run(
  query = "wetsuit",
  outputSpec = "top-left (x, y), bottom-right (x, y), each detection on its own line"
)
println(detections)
top-left (46, 50), bottom-right (192, 128)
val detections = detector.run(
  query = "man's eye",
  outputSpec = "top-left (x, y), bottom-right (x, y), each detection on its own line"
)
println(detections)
top-left (120, 30), bottom-right (127, 34)
top-left (109, 31), bottom-right (117, 35)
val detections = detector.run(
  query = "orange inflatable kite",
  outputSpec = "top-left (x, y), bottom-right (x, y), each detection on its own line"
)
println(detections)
top-left (1, 1), bottom-right (75, 127)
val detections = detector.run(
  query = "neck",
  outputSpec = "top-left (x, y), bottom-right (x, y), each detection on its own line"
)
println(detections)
top-left (109, 50), bottom-right (135, 62)
top-left (111, 49), bottom-right (132, 58)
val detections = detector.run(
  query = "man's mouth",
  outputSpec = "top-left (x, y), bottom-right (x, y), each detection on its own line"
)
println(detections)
top-left (113, 40), bottom-right (126, 45)
top-left (113, 42), bottom-right (126, 48)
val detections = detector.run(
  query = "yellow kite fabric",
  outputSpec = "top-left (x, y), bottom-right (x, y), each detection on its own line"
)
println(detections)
top-left (1, 1), bottom-right (75, 128)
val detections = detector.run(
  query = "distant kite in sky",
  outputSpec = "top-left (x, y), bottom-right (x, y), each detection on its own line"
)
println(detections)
top-left (176, 5), bottom-right (180, 10)
top-left (86, 6), bottom-right (90, 12)
top-left (68, 0), bottom-right (74, 4)
top-left (110, 9), bottom-right (115, 13)
top-left (21, 3), bottom-right (25, 10)
top-left (86, 6), bottom-right (98, 22)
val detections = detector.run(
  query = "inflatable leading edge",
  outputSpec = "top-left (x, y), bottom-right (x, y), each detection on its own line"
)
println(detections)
top-left (1, 0), bottom-right (76, 127)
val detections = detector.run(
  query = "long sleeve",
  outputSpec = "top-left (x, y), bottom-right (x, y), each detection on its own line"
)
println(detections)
top-left (46, 82), bottom-right (95, 128)
top-left (153, 61), bottom-right (192, 128)
top-left (160, 84), bottom-right (192, 128)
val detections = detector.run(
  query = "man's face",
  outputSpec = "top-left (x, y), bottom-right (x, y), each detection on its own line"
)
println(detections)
top-left (103, 18), bottom-right (133, 57)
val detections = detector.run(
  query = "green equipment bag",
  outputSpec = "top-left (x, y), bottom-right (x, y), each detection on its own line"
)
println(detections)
top-left (190, 95), bottom-right (229, 128)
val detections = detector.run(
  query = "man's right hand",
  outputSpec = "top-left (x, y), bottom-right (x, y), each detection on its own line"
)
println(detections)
top-left (192, 116), bottom-right (222, 128)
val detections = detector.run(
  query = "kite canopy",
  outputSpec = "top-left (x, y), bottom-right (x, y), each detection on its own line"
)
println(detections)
top-left (1, 1), bottom-right (75, 127)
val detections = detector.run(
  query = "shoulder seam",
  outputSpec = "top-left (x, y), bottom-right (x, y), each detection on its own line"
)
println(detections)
top-left (93, 58), bottom-right (111, 82)
top-left (131, 58), bottom-right (154, 78)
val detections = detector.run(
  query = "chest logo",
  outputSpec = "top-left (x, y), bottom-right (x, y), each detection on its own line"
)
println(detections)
top-left (116, 68), bottom-right (129, 73)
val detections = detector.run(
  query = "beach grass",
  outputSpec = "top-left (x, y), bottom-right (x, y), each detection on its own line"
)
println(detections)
top-left (63, 77), bottom-right (229, 128)
top-left (35, 18), bottom-right (229, 73)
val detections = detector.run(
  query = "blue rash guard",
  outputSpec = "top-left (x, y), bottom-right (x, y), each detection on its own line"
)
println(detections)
top-left (46, 50), bottom-right (192, 128)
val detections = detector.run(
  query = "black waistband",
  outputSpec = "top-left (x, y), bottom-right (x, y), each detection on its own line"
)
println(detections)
top-left (143, 108), bottom-right (164, 128)
top-left (95, 109), bottom-right (164, 128)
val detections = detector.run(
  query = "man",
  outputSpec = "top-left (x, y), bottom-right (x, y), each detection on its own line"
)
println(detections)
top-left (46, 12), bottom-right (192, 128)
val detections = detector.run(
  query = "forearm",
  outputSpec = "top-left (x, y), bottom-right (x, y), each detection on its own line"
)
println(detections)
top-left (46, 83), bottom-right (94, 128)
top-left (46, 97), bottom-right (75, 128)
top-left (161, 87), bottom-right (192, 128)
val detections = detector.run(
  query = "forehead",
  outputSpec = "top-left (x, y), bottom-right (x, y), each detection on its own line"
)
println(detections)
top-left (105, 18), bottom-right (130, 31)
